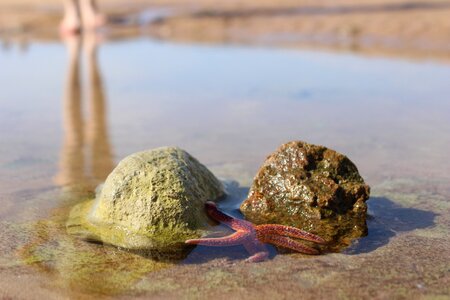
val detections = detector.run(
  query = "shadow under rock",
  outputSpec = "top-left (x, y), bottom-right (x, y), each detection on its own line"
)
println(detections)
top-left (344, 197), bottom-right (437, 255)
top-left (217, 180), bottom-right (250, 218)
top-left (184, 184), bottom-right (437, 261)
top-left (182, 181), bottom-right (268, 264)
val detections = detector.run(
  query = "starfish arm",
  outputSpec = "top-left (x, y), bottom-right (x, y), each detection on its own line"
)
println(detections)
top-left (256, 224), bottom-right (326, 244)
top-left (259, 234), bottom-right (320, 255)
top-left (205, 201), bottom-right (253, 231)
top-left (185, 230), bottom-right (249, 247)
top-left (243, 240), bottom-right (269, 262)
top-left (246, 251), bottom-right (269, 263)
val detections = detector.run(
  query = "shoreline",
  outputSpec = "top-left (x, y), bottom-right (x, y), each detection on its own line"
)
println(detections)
top-left (1, 0), bottom-right (450, 62)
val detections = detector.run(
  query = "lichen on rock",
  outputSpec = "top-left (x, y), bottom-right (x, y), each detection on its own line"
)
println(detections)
top-left (240, 141), bottom-right (370, 250)
top-left (67, 147), bottom-right (224, 254)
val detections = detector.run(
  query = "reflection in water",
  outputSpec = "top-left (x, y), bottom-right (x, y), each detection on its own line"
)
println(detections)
top-left (86, 36), bottom-right (113, 183)
top-left (17, 34), bottom-right (174, 296)
top-left (54, 33), bottom-right (113, 191)
top-left (1, 35), bottom-right (29, 53)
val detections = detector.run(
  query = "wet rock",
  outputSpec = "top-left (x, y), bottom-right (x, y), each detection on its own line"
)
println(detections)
top-left (67, 147), bottom-right (224, 254)
top-left (240, 141), bottom-right (370, 250)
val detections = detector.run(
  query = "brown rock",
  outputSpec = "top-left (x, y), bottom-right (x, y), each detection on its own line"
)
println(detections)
top-left (240, 141), bottom-right (370, 250)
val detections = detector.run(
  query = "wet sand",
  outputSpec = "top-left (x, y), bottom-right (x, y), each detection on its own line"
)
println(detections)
top-left (1, 0), bottom-right (450, 61)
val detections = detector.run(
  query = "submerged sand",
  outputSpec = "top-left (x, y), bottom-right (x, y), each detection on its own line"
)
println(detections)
top-left (1, 45), bottom-right (450, 297)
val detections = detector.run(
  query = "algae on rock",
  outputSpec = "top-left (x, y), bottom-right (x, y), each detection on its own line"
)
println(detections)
top-left (240, 141), bottom-right (370, 250)
top-left (67, 147), bottom-right (224, 253)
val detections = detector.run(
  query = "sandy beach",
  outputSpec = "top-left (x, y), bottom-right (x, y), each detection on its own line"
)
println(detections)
top-left (1, 0), bottom-right (450, 61)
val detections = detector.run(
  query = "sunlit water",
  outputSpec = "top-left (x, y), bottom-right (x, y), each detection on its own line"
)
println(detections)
top-left (1, 37), bottom-right (449, 298)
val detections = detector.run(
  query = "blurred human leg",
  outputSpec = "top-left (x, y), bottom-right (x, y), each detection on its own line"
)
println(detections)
top-left (55, 35), bottom-right (85, 187)
top-left (60, 0), bottom-right (81, 34)
top-left (84, 33), bottom-right (113, 185)
top-left (80, 0), bottom-right (106, 29)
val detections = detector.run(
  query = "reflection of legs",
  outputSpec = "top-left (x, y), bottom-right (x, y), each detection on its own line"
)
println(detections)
top-left (84, 33), bottom-right (113, 184)
top-left (55, 35), bottom-right (85, 186)
top-left (60, 0), bottom-right (81, 34)
top-left (80, 0), bottom-right (106, 29)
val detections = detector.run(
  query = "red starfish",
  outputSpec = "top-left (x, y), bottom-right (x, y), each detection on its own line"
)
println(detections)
top-left (186, 201), bottom-right (326, 262)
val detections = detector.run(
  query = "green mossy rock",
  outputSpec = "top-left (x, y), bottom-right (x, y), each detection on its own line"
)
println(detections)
top-left (67, 147), bottom-right (224, 253)
top-left (240, 141), bottom-right (370, 250)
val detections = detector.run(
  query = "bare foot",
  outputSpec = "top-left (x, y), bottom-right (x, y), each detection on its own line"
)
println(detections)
top-left (60, 16), bottom-right (81, 35)
top-left (82, 13), bottom-right (107, 30)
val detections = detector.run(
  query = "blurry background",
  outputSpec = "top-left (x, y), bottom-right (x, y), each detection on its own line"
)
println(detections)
top-left (1, 0), bottom-right (450, 60)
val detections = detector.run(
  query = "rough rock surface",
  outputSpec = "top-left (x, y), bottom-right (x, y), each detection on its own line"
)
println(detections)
top-left (67, 147), bottom-right (224, 253)
top-left (240, 141), bottom-right (370, 250)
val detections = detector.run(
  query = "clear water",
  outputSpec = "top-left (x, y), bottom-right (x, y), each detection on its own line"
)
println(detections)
top-left (1, 37), bottom-right (449, 298)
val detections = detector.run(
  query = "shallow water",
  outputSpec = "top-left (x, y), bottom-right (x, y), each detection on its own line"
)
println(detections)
top-left (0, 37), bottom-right (450, 299)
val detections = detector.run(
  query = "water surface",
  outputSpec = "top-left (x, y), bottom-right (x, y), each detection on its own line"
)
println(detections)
top-left (0, 37), bottom-right (449, 298)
